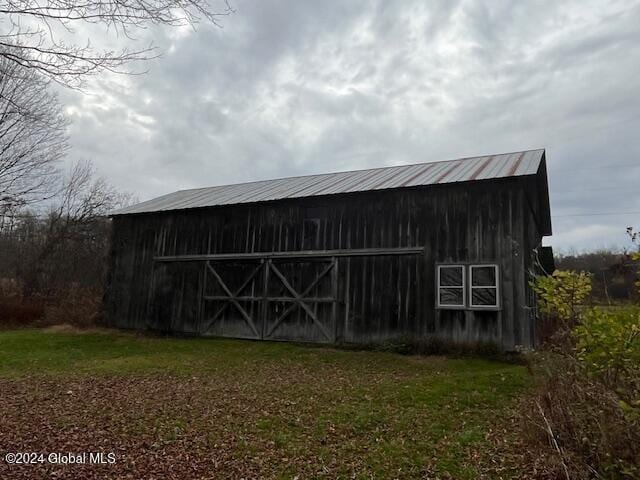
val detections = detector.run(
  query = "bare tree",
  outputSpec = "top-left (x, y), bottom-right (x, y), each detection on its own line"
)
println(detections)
top-left (50, 158), bottom-right (126, 228)
top-left (17, 159), bottom-right (130, 295)
top-left (0, 53), bottom-right (67, 209)
top-left (0, 0), bottom-right (233, 87)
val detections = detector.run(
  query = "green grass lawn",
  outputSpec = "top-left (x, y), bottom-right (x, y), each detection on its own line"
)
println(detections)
top-left (0, 328), bottom-right (530, 479)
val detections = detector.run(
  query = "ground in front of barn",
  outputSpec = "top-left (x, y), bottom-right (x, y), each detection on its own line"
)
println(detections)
top-left (0, 328), bottom-right (533, 479)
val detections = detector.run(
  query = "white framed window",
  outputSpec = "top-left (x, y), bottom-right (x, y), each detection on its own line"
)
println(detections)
top-left (469, 264), bottom-right (500, 309)
top-left (437, 265), bottom-right (465, 309)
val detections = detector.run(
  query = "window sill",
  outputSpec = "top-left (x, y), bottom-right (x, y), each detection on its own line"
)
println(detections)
top-left (436, 306), bottom-right (502, 312)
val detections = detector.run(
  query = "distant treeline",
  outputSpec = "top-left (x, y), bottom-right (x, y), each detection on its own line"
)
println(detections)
top-left (555, 250), bottom-right (639, 303)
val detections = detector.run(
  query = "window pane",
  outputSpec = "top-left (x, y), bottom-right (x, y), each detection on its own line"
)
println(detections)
top-left (439, 288), bottom-right (463, 306)
top-left (472, 288), bottom-right (497, 306)
top-left (472, 266), bottom-right (496, 286)
top-left (440, 266), bottom-right (463, 286)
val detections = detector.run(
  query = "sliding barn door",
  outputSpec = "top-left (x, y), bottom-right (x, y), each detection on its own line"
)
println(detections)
top-left (262, 258), bottom-right (338, 343)
top-left (201, 259), bottom-right (265, 340)
top-left (199, 257), bottom-right (338, 343)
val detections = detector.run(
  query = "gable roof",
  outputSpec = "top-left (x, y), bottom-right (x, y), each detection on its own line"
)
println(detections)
top-left (111, 148), bottom-right (545, 216)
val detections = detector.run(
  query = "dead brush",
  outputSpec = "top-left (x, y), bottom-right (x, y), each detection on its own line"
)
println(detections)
top-left (522, 353), bottom-right (640, 479)
top-left (43, 286), bottom-right (103, 328)
top-left (0, 298), bottom-right (46, 327)
top-left (0, 278), bottom-right (46, 327)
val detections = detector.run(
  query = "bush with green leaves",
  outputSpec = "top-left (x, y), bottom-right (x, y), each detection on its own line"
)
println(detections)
top-left (531, 269), bottom-right (592, 331)
top-left (574, 306), bottom-right (640, 420)
top-left (575, 307), bottom-right (640, 380)
top-left (528, 269), bottom-right (640, 477)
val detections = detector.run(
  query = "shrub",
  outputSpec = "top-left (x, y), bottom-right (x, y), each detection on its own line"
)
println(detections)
top-left (575, 307), bottom-right (640, 381)
top-left (526, 353), bottom-right (640, 479)
top-left (531, 270), bottom-right (592, 329)
top-left (0, 277), bottom-right (22, 298)
top-left (531, 270), bottom-right (593, 348)
top-left (43, 287), bottom-right (103, 328)
top-left (0, 297), bottom-right (46, 327)
top-left (523, 269), bottom-right (640, 477)
top-left (524, 285), bottom-right (640, 477)
top-left (574, 306), bottom-right (640, 421)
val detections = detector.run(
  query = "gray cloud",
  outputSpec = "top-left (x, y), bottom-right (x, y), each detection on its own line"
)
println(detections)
top-left (59, 0), bottom-right (640, 251)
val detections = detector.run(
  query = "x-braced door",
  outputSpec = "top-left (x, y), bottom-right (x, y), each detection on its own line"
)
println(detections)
top-left (262, 258), bottom-right (338, 343)
top-left (201, 259), bottom-right (264, 339)
top-left (200, 256), bottom-right (338, 343)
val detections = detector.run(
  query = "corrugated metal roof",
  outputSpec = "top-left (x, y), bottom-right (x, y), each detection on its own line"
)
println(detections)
top-left (111, 149), bottom-right (545, 215)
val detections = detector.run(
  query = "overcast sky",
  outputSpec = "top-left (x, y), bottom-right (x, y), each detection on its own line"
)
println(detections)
top-left (58, 0), bottom-right (640, 252)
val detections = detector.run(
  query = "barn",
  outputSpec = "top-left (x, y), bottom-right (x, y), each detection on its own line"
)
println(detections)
top-left (105, 148), bottom-right (552, 350)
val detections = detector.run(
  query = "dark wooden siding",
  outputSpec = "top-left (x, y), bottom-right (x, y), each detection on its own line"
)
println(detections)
top-left (105, 175), bottom-right (547, 349)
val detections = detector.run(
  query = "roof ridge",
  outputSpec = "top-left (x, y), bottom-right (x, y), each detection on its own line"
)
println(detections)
top-left (111, 148), bottom-right (546, 215)
top-left (174, 148), bottom-right (545, 193)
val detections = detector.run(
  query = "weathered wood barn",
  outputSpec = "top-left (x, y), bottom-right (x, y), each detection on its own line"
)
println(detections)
top-left (106, 149), bottom-right (552, 350)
